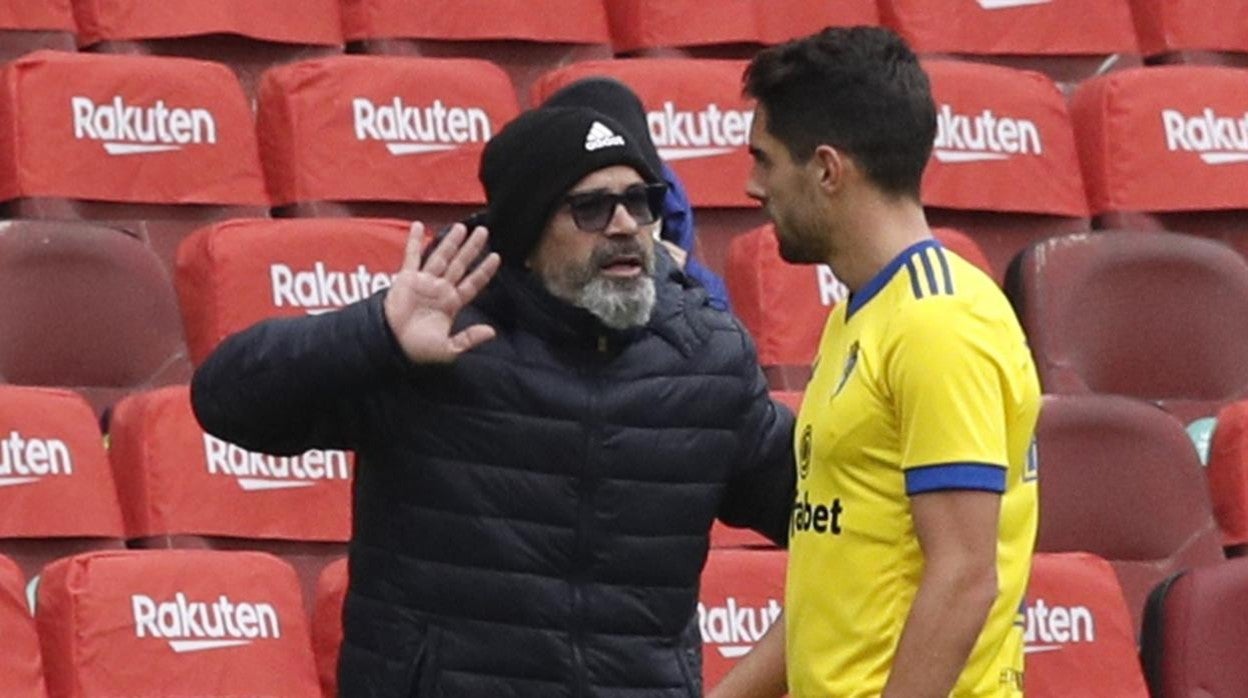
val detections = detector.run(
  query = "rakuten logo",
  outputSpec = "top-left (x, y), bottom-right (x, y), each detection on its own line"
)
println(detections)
top-left (816, 265), bottom-right (848, 306)
top-left (0, 431), bottom-right (73, 488)
top-left (203, 434), bottom-right (350, 492)
top-left (648, 102), bottom-right (753, 161)
top-left (132, 593), bottom-right (281, 653)
top-left (72, 96), bottom-right (217, 155)
top-left (1023, 598), bottom-right (1096, 655)
top-left (933, 105), bottom-right (1043, 163)
top-left (1162, 108), bottom-right (1248, 164)
top-left (354, 98), bottom-right (492, 156)
top-left (699, 597), bottom-right (782, 658)
top-left (270, 263), bottom-right (394, 315)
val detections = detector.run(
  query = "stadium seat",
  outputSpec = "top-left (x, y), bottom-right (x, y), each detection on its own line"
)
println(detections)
top-left (1023, 552), bottom-right (1149, 698)
top-left (0, 51), bottom-right (269, 273)
top-left (1140, 557), bottom-right (1248, 698)
top-left (534, 59), bottom-right (766, 277)
top-left (1209, 401), bottom-right (1248, 556)
top-left (257, 56), bottom-right (518, 224)
top-left (107, 386), bottom-right (353, 614)
top-left (1034, 394), bottom-right (1226, 634)
top-left (37, 549), bottom-right (320, 697)
top-left (606, 0), bottom-right (878, 58)
top-left (1071, 66), bottom-right (1248, 261)
top-left (174, 218), bottom-right (408, 364)
top-left (881, 0), bottom-right (1140, 88)
top-left (725, 225), bottom-right (992, 390)
top-left (70, 0), bottom-right (343, 100)
top-left (342, 0), bottom-right (613, 108)
top-left (0, 1), bottom-right (76, 61)
top-left (699, 547), bottom-right (785, 692)
top-left (0, 554), bottom-right (46, 697)
top-left (921, 59), bottom-right (1091, 280)
top-left (312, 557), bottom-right (348, 698)
top-left (0, 387), bottom-right (125, 582)
top-left (0, 222), bottom-right (187, 417)
top-left (1005, 231), bottom-right (1248, 426)
top-left (1129, 0), bottom-right (1248, 68)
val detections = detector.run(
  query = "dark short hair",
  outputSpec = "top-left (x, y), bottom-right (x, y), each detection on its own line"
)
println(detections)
top-left (744, 26), bottom-right (936, 199)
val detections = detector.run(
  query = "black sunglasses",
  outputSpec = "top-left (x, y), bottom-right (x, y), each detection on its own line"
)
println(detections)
top-left (563, 182), bottom-right (668, 233)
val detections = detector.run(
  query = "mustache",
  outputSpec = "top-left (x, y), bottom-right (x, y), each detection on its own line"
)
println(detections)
top-left (590, 238), bottom-right (654, 271)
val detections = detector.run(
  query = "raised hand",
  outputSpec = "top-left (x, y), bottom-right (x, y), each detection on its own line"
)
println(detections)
top-left (383, 222), bottom-right (502, 364)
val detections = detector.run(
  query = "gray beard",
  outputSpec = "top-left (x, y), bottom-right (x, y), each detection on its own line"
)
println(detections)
top-left (573, 275), bottom-right (656, 330)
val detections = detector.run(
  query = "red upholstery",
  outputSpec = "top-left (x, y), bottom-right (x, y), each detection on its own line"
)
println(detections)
top-left (1141, 557), bottom-right (1248, 698)
top-left (0, 0), bottom-right (75, 61)
top-left (1129, 0), bottom-right (1248, 65)
top-left (37, 550), bottom-right (319, 698)
top-left (1006, 232), bottom-right (1248, 423)
top-left (312, 557), bottom-right (348, 698)
top-left (0, 554), bottom-right (46, 697)
top-left (1024, 552), bottom-right (1149, 698)
top-left (882, 0), bottom-right (1139, 84)
top-left (342, 0), bottom-right (612, 108)
top-left (257, 56), bottom-right (518, 222)
top-left (1034, 395), bottom-right (1226, 634)
top-left (698, 548), bottom-right (785, 692)
top-left (175, 218), bottom-right (407, 365)
top-left (1208, 401), bottom-right (1248, 552)
top-left (0, 221), bottom-right (187, 415)
top-left (921, 59), bottom-right (1090, 278)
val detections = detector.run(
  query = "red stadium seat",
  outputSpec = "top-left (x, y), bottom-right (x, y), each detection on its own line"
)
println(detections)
top-left (1034, 395), bottom-right (1226, 634)
top-left (312, 557), bottom-right (348, 698)
top-left (37, 549), bottom-right (320, 697)
top-left (71, 0), bottom-right (343, 99)
top-left (0, 1), bottom-right (75, 61)
top-left (921, 59), bottom-right (1091, 280)
top-left (257, 56), bottom-right (518, 225)
top-left (174, 218), bottom-right (408, 364)
top-left (1070, 66), bottom-right (1248, 260)
top-left (534, 59), bottom-right (766, 276)
top-left (1024, 553), bottom-right (1149, 698)
top-left (108, 386), bottom-right (353, 614)
top-left (0, 387), bottom-right (125, 581)
top-left (1209, 401), bottom-right (1248, 556)
top-left (1005, 231), bottom-right (1248, 425)
top-left (699, 548), bottom-right (785, 692)
top-left (1140, 557), bottom-right (1248, 698)
top-left (725, 224), bottom-right (992, 390)
top-left (0, 51), bottom-right (269, 273)
top-left (881, 0), bottom-right (1140, 87)
top-left (606, 0), bottom-right (878, 58)
top-left (1129, 0), bottom-right (1248, 67)
top-left (0, 554), bottom-right (46, 697)
top-left (0, 222), bottom-right (188, 415)
top-left (342, 0), bottom-right (613, 108)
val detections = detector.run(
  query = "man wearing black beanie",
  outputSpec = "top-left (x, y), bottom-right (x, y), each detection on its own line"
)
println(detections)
top-left (191, 104), bottom-right (796, 698)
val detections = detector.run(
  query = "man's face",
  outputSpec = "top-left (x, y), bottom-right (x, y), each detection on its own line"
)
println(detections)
top-left (527, 165), bottom-right (659, 330)
top-left (746, 106), bottom-right (828, 264)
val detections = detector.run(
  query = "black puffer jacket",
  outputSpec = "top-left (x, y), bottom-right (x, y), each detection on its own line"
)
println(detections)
top-left (191, 256), bottom-right (795, 698)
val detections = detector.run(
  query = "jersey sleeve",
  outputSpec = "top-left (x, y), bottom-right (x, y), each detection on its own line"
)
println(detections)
top-left (884, 297), bottom-right (1011, 496)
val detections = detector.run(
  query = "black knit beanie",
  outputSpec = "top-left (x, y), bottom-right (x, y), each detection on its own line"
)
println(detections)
top-left (543, 77), bottom-right (664, 177)
top-left (479, 105), bottom-right (660, 266)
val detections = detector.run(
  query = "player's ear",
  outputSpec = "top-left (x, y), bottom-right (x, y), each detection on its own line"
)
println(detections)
top-left (811, 144), bottom-right (847, 196)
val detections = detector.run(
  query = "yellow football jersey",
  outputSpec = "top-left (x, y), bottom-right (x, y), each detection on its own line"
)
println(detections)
top-left (786, 239), bottom-right (1040, 697)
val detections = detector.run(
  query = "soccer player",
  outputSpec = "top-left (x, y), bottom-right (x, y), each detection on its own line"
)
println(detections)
top-left (712, 26), bottom-right (1041, 698)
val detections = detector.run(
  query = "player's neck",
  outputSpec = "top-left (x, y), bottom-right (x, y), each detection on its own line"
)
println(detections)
top-left (830, 194), bottom-right (931, 293)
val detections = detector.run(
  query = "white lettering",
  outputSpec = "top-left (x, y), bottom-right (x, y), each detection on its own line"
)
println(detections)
top-left (816, 265), bottom-right (848, 306)
top-left (1024, 599), bottom-right (1096, 649)
top-left (354, 97), bottom-right (492, 154)
top-left (270, 263), bottom-right (395, 314)
top-left (697, 598), bottom-right (782, 657)
top-left (71, 96), bottom-right (217, 154)
top-left (203, 434), bottom-right (350, 491)
top-left (933, 104), bottom-right (1043, 163)
top-left (131, 593), bottom-right (282, 643)
top-left (1162, 108), bottom-right (1248, 164)
top-left (0, 431), bottom-right (74, 478)
top-left (648, 102), bottom-right (754, 161)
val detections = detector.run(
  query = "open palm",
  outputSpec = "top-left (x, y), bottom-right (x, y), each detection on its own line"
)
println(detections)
top-left (383, 222), bottom-right (502, 364)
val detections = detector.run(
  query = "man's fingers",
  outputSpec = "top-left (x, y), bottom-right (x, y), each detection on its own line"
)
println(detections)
top-left (422, 223), bottom-right (467, 277)
top-left (443, 226), bottom-right (491, 286)
top-left (448, 324), bottom-right (496, 354)
top-left (402, 221), bottom-right (427, 273)
top-left (457, 251), bottom-right (501, 302)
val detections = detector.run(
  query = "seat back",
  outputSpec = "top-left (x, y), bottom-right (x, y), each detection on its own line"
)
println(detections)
top-left (1024, 552), bottom-right (1149, 698)
top-left (1141, 557), bottom-right (1248, 698)
top-left (698, 548), bottom-right (785, 692)
top-left (1034, 394), bottom-right (1226, 634)
top-left (1129, 0), bottom-right (1248, 66)
top-left (921, 59), bottom-right (1091, 279)
top-left (37, 549), bottom-right (320, 698)
top-left (1209, 401), bottom-right (1248, 554)
top-left (1006, 232), bottom-right (1248, 419)
top-left (174, 217), bottom-right (408, 364)
top-left (0, 554), bottom-right (46, 697)
top-left (0, 1), bottom-right (75, 61)
top-left (257, 56), bottom-right (517, 223)
top-left (312, 557), bottom-right (348, 698)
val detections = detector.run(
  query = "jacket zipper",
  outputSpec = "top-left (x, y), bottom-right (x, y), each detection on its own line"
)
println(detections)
top-left (572, 338), bottom-right (607, 696)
